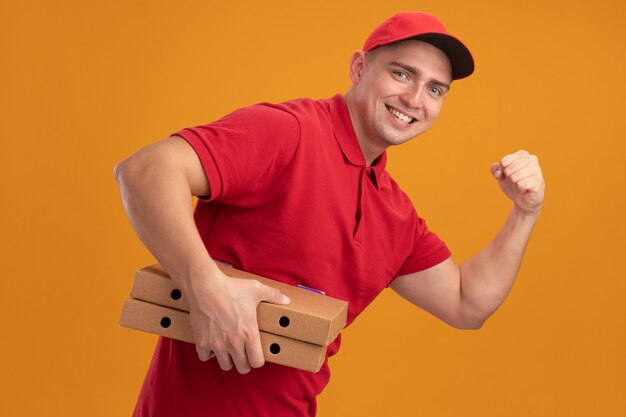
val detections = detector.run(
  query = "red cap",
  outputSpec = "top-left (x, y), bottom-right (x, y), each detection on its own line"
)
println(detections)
top-left (363, 12), bottom-right (474, 80)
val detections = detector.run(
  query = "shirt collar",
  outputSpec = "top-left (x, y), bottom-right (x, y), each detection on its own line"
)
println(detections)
top-left (327, 94), bottom-right (390, 190)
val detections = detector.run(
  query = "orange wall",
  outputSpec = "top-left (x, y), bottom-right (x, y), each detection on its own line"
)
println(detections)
top-left (1, 1), bottom-right (624, 416)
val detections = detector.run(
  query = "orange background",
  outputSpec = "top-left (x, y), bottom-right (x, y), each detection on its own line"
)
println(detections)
top-left (1, 0), bottom-right (624, 416)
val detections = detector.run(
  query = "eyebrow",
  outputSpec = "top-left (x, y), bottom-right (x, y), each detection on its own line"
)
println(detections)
top-left (389, 61), bottom-right (451, 90)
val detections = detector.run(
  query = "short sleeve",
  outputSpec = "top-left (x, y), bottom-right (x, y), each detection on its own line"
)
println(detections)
top-left (396, 215), bottom-right (451, 276)
top-left (173, 104), bottom-right (300, 205)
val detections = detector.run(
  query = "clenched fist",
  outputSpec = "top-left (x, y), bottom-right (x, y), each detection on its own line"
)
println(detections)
top-left (490, 150), bottom-right (545, 216)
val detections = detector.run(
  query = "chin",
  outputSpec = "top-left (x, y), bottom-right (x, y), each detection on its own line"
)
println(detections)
top-left (381, 129), bottom-right (422, 146)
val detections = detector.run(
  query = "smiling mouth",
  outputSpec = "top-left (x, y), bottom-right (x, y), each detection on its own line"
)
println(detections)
top-left (386, 105), bottom-right (416, 124)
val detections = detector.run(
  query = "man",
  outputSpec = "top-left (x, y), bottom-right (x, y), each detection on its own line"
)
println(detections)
top-left (115, 12), bottom-right (544, 417)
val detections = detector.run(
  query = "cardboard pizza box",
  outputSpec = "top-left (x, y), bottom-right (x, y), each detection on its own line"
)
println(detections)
top-left (119, 298), bottom-right (326, 373)
top-left (131, 263), bottom-right (347, 346)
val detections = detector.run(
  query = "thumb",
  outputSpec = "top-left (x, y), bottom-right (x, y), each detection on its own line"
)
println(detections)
top-left (490, 162), bottom-right (503, 179)
top-left (257, 283), bottom-right (291, 305)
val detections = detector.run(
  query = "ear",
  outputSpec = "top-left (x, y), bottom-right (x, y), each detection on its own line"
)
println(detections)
top-left (348, 50), bottom-right (367, 84)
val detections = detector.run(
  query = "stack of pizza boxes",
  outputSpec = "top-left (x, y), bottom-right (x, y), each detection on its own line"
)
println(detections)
top-left (119, 262), bottom-right (348, 372)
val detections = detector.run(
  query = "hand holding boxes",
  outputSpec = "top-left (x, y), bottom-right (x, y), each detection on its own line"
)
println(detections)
top-left (119, 263), bottom-right (348, 372)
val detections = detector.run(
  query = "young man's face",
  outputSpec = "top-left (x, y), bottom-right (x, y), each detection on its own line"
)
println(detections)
top-left (348, 40), bottom-right (453, 158)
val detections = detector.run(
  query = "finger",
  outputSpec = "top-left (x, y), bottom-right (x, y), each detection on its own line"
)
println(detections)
top-left (196, 342), bottom-right (214, 362)
top-left (505, 156), bottom-right (541, 183)
top-left (490, 163), bottom-right (503, 179)
top-left (244, 330), bottom-right (266, 369)
top-left (204, 336), bottom-right (234, 370)
top-left (501, 155), bottom-right (534, 179)
top-left (230, 348), bottom-right (252, 374)
top-left (500, 150), bottom-right (530, 167)
top-left (253, 281), bottom-right (291, 305)
top-left (517, 176), bottom-right (544, 193)
top-left (194, 328), bottom-right (216, 361)
top-left (213, 348), bottom-right (235, 371)
top-left (223, 333), bottom-right (252, 374)
top-left (507, 166), bottom-right (541, 185)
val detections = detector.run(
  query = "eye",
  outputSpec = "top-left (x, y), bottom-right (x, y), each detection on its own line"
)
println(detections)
top-left (428, 86), bottom-right (443, 97)
top-left (393, 71), bottom-right (408, 80)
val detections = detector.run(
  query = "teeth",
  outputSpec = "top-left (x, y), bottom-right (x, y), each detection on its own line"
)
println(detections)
top-left (387, 106), bottom-right (413, 123)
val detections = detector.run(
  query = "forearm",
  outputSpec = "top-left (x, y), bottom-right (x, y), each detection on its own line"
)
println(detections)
top-left (114, 154), bottom-right (220, 294)
top-left (391, 151), bottom-right (544, 330)
top-left (114, 140), bottom-right (290, 373)
top-left (459, 206), bottom-right (540, 325)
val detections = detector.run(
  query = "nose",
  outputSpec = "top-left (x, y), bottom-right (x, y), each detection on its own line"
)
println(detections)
top-left (400, 85), bottom-right (425, 109)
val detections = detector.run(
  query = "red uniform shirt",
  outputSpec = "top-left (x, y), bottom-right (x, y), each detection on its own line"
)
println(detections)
top-left (133, 94), bottom-right (451, 417)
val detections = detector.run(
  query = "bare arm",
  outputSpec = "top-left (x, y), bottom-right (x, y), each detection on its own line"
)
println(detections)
top-left (114, 136), bottom-right (289, 373)
top-left (390, 150), bottom-right (545, 329)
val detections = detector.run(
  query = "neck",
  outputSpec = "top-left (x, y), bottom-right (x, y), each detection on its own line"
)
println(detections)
top-left (344, 89), bottom-right (386, 166)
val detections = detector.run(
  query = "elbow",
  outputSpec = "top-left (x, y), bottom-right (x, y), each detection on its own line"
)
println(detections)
top-left (451, 294), bottom-right (496, 330)
top-left (113, 153), bottom-right (147, 188)
top-left (456, 319), bottom-right (485, 331)
top-left (113, 157), bottom-right (135, 187)
top-left (113, 160), bottom-right (125, 184)
top-left (450, 311), bottom-right (488, 330)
